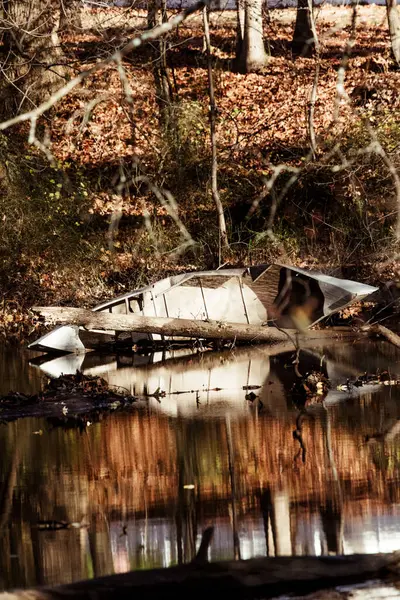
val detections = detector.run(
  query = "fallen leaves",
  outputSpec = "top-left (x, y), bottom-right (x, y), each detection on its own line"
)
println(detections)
top-left (47, 5), bottom-right (400, 180)
top-left (2, 3), bottom-right (399, 339)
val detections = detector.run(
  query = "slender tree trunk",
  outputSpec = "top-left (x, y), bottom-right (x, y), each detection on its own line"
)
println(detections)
top-left (148, 0), bottom-right (173, 129)
top-left (235, 0), bottom-right (245, 63)
top-left (0, 0), bottom-right (66, 117)
top-left (386, 0), bottom-right (400, 68)
top-left (203, 7), bottom-right (229, 257)
top-left (292, 0), bottom-right (317, 57)
top-left (307, 0), bottom-right (320, 157)
top-left (148, 0), bottom-right (158, 29)
top-left (237, 0), bottom-right (268, 73)
top-left (59, 0), bottom-right (82, 34)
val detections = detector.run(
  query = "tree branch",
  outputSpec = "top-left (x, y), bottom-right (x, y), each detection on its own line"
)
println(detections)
top-left (0, 0), bottom-right (208, 132)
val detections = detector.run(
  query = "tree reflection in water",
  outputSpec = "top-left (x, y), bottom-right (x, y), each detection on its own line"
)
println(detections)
top-left (0, 340), bottom-right (400, 590)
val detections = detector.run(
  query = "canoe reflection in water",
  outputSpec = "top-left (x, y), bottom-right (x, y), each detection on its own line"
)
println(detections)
top-left (30, 342), bottom-right (364, 417)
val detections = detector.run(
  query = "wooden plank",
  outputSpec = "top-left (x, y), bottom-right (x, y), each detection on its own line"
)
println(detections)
top-left (32, 307), bottom-right (362, 345)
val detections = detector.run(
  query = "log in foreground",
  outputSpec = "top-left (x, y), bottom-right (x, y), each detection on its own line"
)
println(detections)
top-left (2, 552), bottom-right (400, 600)
top-left (32, 307), bottom-right (360, 345)
top-left (362, 323), bottom-right (400, 349)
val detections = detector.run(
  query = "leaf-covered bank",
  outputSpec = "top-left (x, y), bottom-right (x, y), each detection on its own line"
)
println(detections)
top-left (1, 5), bottom-right (400, 342)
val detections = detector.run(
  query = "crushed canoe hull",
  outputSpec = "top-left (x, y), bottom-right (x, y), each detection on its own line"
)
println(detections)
top-left (28, 263), bottom-right (378, 354)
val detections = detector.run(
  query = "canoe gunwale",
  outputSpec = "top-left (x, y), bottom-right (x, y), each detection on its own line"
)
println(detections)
top-left (89, 265), bottom-right (377, 317)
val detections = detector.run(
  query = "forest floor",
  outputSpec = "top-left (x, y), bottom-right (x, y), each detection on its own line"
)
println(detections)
top-left (1, 4), bottom-right (400, 342)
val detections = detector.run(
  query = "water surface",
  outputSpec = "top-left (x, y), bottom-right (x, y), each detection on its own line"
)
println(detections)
top-left (1, 340), bottom-right (400, 591)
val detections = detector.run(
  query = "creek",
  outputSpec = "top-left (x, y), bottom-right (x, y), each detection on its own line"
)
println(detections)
top-left (1, 340), bottom-right (400, 591)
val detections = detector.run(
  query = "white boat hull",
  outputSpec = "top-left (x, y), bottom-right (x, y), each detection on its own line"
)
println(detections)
top-left (28, 264), bottom-right (378, 354)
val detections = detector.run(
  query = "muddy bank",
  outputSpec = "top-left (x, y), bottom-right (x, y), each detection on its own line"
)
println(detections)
top-left (0, 374), bottom-right (141, 424)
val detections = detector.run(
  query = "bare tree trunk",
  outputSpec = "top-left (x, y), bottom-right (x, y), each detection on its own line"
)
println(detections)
top-left (203, 7), bottom-right (229, 258)
top-left (307, 0), bottom-right (320, 157)
top-left (235, 0), bottom-right (245, 63)
top-left (0, 0), bottom-right (66, 117)
top-left (59, 0), bottom-right (82, 34)
top-left (148, 0), bottom-right (159, 29)
top-left (148, 0), bottom-right (173, 129)
top-left (237, 0), bottom-right (268, 73)
top-left (386, 0), bottom-right (400, 67)
top-left (292, 0), bottom-right (317, 57)
top-left (363, 323), bottom-right (400, 348)
top-left (15, 552), bottom-right (400, 598)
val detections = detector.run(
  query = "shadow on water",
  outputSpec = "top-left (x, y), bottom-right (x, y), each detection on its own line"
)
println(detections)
top-left (0, 346), bottom-right (45, 396)
top-left (1, 340), bottom-right (400, 590)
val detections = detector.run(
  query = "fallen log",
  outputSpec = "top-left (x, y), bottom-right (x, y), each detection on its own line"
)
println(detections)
top-left (32, 307), bottom-right (361, 345)
top-left (2, 552), bottom-right (400, 600)
top-left (362, 323), bottom-right (400, 349)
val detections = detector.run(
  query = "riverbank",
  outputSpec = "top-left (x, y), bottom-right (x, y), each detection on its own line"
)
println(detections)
top-left (0, 372), bottom-right (141, 423)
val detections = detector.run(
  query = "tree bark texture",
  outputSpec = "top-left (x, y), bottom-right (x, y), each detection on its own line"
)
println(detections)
top-left (33, 306), bottom-right (294, 344)
top-left (59, 0), bottom-right (82, 34)
top-left (33, 306), bottom-right (361, 346)
top-left (148, 0), bottom-right (173, 129)
top-left (235, 0), bottom-right (245, 63)
top-left (0, 0), bottom-right (66, 117)
top-left (292, 0), bottom-right (316, 57)
top-left (236, 0), bottom-right (268, 73)
top-left (362, 323), bottom-right (400, 349)
top-left (386, 0), bottom-right (400, 67)
top-left (203, 7), bottom-right (229, 255)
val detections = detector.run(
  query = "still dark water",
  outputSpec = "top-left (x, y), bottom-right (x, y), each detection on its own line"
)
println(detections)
top-left (1, 340), bottom-right (400, 591)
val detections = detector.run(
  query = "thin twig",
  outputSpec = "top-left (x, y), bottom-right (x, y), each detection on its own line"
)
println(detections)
top-left (0, 0), bottom-right (208, 133)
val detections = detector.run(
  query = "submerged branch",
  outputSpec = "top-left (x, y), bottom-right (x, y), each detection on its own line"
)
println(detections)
top-left (3, 551), bottom-right (400, 600)
top-left (362, 323), bottom-right (400, 349)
